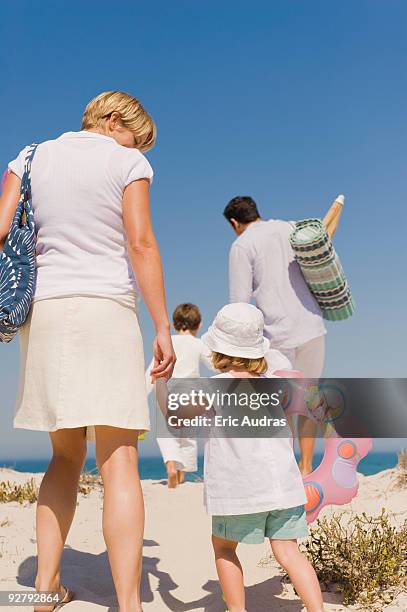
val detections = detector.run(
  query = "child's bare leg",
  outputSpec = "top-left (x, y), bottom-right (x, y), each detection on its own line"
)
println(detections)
top-left (270, 539), bottom-right (324, 612)
top-left (177, 470), bottom-right (185, 484)
top-left (166, 461), bottom-right (178, 488)
top-left (212, 536), bottom-right (245, 612)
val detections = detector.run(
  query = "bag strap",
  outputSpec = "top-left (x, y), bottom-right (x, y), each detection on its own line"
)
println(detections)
top-left (13, 143), bottom-right (38, 232)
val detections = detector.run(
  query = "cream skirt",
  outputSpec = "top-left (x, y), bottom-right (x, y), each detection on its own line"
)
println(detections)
top-left (14, 296), bottom-right (150, 442)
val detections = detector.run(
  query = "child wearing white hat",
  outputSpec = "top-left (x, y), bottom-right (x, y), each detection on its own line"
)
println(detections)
top-left (201, 303), bottom-right (324, 612)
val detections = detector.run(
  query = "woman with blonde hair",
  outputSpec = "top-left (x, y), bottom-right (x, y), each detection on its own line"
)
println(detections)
top-left (0, 91), bottom-right (176, 611)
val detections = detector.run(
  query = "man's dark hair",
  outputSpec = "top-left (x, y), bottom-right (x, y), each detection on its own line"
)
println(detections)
top-left (223, 196), bottom-right (261, 225)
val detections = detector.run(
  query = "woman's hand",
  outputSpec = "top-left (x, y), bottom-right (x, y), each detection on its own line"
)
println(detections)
top-left (150, 327), bottom-right (176, 381)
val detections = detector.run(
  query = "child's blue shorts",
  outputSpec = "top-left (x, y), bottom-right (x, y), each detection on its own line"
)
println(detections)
top-left (212, 505), bottom-right (308, 544)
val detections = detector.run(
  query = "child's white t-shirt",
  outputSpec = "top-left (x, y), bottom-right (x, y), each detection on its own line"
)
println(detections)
top-left (204, 372), bottom-right (307, 516)
top-left (8, 131), bottom-right (153, 308)
top-left (145, 334), bottom-right (213, 395)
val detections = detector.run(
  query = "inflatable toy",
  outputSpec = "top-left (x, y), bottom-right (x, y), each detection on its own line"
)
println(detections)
top-left (274, 370), bottom-right (372, 523)
top-left (301, 434), bottom-right (371, 523)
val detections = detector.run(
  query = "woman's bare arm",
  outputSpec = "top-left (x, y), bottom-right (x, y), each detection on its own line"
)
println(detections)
top-left (122, 178), bottom-right (176, 380)
top-left (0, 172), bottom-right (21, 249)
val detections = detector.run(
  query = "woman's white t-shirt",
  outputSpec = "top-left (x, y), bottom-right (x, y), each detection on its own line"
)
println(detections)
top-left (204, 372), bottom-right (307, 516)
top-left (8, 131), bottom-right (154, 308)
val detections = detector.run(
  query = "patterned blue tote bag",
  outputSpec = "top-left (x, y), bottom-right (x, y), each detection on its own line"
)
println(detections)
top-left (0, 144), bottom-right (38, 343)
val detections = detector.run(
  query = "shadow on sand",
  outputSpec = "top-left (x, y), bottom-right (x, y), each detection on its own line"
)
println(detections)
top-left (17, 539), bottom-right (176, 609)
top-left (157, 576), bottom-right (305, 611)
top-left (17, 540), bottom-right (335, 611)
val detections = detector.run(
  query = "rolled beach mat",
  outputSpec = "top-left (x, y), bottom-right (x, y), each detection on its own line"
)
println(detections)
top-left (289, 218), bottom-right (355, 321)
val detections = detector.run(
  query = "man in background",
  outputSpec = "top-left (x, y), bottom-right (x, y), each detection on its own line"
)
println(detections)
top-left (224, 196), bottom-right (326, 475)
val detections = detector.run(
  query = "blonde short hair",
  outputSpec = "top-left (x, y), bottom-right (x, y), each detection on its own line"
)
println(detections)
top-left (81, 91), bottom-right (156, 152)
top-left (211, 351), bottom-right (268, 375)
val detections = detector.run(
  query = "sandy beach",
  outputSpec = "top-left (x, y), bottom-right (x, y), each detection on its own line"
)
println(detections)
top-left (0, 467), bottom-right (406, 612)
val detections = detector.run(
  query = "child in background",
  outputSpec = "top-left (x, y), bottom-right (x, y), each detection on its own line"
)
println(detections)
top-left (201, 303), bottom-right (324, 612)
top-left (146, 303), bottom-right (213, 487)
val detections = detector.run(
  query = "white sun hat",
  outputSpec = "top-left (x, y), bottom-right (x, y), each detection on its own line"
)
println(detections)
top-left (202, 303), bottom-right (270, 359)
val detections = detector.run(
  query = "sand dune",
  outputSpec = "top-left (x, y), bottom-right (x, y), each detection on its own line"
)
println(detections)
top-left (0, 467), bottom-right (406, 611)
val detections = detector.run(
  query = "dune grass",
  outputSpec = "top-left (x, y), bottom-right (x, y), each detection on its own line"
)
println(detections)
top-left (0, 469), bottom-right (103, 504)
top-left (0, 478), bottom-right (37, 504)
top-left (77, 469), bottom-right (103, 495)
top-left (395, 449), bottom-right (407, 489)
top-left (302, 510), bottom-right (407, 609)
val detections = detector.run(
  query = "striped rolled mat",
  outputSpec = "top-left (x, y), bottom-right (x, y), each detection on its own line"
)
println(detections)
top-left (289, 218), bottom-right (355, 321)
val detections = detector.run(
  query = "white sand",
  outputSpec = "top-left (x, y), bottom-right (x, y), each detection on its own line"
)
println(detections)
top-left (0, 467), bottom-right (406, 611)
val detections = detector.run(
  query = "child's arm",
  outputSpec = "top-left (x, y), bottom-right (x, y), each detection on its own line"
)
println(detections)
top-left (155, 377), bottom-right (170, 418)
top-left (156, 378), bottom-right (210, 423)
top-left (199, 342), bottom-right (216, 372)
top-left (145, 357), bottom-right (155, 396)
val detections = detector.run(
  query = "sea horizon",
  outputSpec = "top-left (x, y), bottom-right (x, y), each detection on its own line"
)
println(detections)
top-left (0, 451), bottom-right (400, 481)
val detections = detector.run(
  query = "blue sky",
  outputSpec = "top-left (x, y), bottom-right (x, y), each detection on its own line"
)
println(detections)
top-left (1, 0), bottom-right (406, 459)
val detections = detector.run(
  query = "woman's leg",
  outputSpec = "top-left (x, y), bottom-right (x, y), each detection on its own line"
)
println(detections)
top-left (34, 427), bottom-right (87, 608)
top-left (95, 426), bottom-right (144, 612)
top-left (270, 539), bottom-right (324, 612)
top-left (212, 535), bottom-right (245, 612)
top-left (297, 417), bottom-right (317, 476)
